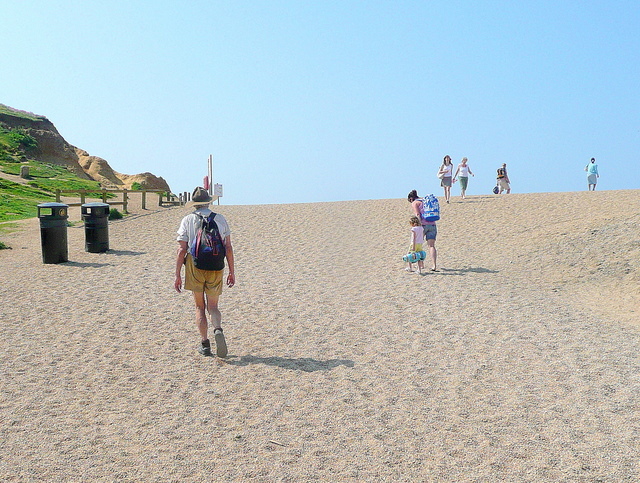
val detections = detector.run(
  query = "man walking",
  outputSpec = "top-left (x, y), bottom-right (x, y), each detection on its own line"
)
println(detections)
top-left (496, 163), bottom-right (511, 194)
top-left (175, 187), bottom-right (235, 357)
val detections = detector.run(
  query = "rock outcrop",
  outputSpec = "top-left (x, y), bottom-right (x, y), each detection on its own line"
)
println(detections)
top-left (0, 105), bottom-right (171, 192)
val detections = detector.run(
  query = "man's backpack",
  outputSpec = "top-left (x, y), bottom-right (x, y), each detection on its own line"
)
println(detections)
top-left (190, 212), bottom-right (226, 271)
top-left (420, 194), bottom-right (440, 222)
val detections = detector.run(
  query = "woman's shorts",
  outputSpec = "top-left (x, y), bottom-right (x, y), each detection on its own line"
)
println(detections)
top-left (423, 224), bottom-right (437, 240)
top-left (459, 176), bottom-right (469, 190)
top-left (184, 254), bottom-right (223, 296)
top-left (587, 174), bottom-right (597, 185)
top-left (441, 177), bottom-right (452, 187)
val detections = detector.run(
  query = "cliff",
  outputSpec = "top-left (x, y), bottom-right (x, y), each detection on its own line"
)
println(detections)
top-left (0, 105), bottom-right (171, 192)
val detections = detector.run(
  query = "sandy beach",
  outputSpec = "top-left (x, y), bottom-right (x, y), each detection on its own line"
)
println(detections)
top-left (1, 189), bottom-right (638, 481)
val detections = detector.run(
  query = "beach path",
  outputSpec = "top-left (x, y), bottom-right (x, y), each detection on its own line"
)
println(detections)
top-left (1, 190), bottom-right (638, 481)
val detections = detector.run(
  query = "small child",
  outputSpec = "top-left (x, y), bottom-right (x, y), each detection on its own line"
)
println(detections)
top-left (406, 216), bottom-right (425, 274)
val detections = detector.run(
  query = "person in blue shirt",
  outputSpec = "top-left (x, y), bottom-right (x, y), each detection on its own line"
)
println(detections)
top-left (585, 158), bottom-right (599, 191)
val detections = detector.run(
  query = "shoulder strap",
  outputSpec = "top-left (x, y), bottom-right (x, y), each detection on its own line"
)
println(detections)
top-left (205, 213), bottom-right (223, 241)
top-left (193, 212), bottom-right (206, 229)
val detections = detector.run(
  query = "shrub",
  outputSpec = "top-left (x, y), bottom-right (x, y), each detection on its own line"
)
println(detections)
top-left (131, 182), bottom-right (143, 191)
top-left (8, 129), bottom-right (37, 149)
top-left (108, 208), bottom-right (123, 220)
top-left (0, 241), bottom-right (10, 250)
top-left (0, 153), bottom-right (18, 162)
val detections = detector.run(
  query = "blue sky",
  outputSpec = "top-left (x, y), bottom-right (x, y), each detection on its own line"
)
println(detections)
top-left (2, 1), bottom-right (638, 204)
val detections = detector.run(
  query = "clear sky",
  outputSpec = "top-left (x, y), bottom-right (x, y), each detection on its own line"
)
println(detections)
top-left (2, 1), bottom-right (638, 205)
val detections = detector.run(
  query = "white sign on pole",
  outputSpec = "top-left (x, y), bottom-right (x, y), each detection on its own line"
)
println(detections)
top-left (214, 183), bottom-right (223, 197)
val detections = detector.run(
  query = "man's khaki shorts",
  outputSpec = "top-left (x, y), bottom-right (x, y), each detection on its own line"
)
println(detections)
top-left (184, 254), bottom-right (223, 296)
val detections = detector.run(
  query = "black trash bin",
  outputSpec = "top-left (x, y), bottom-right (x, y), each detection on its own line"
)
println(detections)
top-left (82, 202), bottom-right (110, 253)
top-left (37, 202), bottom-right (69, 264)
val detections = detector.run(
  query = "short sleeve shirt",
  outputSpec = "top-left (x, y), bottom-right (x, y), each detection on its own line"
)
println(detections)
top-left (177, 208), bottom-right (231, 251)
top-left (411, 225), bottom-right (425, 244)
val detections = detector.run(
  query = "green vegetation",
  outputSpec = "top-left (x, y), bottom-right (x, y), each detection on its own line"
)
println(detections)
top-left (0, 241), bottom-right (10, 250)
top-left (0, 104), bottom-right (47, 121)
top-left (131, 181), bottom-right (143, 191)
top-left (0, 178), bottom-right (54, 221)
top-left (0, 122), bottom-right (109, 224)
top-left (1, 158), bottom-right (104, 193)
top-left (108, 208), bottom-right (123, 220)
top-left (0, 159), bottom-right (108, 222)
top-left (0, 128), bottom-right (37, 151)
top-left (27, 174), bottom-right (104, 194)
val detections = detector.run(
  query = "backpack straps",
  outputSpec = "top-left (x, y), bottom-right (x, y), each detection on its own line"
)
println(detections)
top-left (194, 211), bottom-right (222, 241)
top-left (194, 211), bottom-right (215, 228)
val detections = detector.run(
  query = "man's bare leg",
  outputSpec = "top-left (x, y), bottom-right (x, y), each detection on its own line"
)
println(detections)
top-left (206, 293), bottom-right (227, 358)
top-left (193, 291), bottom-right (209, 341)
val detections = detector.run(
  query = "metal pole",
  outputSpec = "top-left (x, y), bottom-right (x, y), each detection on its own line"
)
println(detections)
top-left (208, 154), bottom-right (213, 196)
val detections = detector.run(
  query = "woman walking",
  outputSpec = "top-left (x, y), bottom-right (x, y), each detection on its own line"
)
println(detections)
top-left (453, 157), bottom-right (474, 199)
top-left (585, 157), bottom-right (599, 191)
top-left (407, 190), bottom-right (438, 271)
top-left (438, 155), bottom-right (454, 204)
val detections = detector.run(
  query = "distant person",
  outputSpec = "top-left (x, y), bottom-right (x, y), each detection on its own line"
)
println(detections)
top-left (585, 157), bottom-right (599, 191)
top-left (175, 187), bottom-right (236, 357)
top-left (406, 216), bottom-right (425, 274)
top-left (407, 190), bottom-right (438, 271)
top-left (453, 157), bottom-right (474, 199)
top-left (496, 163), bottom-right (511, 194)
top-left (438, 155), bottom-right (454, 203)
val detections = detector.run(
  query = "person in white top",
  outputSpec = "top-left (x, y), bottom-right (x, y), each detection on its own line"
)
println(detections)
top-left (175, 187), bottom-right (235, 358)
top-left (437, 155), bottom-right (454, 204)
top-left (453, 157), bottom-right (474, 200)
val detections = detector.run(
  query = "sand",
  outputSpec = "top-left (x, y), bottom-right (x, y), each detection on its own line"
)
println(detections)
top-left (1, 189), bottom-right (639, 481)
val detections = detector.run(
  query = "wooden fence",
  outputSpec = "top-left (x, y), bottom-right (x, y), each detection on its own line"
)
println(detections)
top-left (54, 189), bottom-right (183, 212)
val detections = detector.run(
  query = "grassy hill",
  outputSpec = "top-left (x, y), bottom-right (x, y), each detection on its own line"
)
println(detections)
top-left (0, 104), bottom-right (46, 121)
top-left (0, 107), bottom-right (104, 223)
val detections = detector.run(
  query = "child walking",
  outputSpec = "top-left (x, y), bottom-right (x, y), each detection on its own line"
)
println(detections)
top-left (406, 216), bottom-right (425, 274)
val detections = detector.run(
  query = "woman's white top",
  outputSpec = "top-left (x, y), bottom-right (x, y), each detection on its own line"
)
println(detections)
top-left (457, 164), bottom-right (470, 177)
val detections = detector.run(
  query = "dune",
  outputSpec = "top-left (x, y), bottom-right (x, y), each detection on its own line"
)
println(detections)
top-left (1, 190), bottom-right (638, 481)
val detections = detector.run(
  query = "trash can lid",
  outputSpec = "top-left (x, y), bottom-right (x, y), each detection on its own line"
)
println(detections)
top-left (81, 202), bottom-right (110, 208)
top-left (37, 202), bottom-right (69, 208)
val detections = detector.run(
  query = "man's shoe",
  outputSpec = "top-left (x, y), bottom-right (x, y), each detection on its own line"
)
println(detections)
top-left (198, 342), bottom-right (212, 357)
top-left (214, 329), bottom-right (227, 358)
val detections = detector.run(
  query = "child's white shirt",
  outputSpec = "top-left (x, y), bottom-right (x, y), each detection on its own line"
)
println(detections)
top-left (411, 226), bottom-right (425, 244)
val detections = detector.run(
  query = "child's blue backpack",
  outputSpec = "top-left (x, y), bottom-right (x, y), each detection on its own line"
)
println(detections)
top-left (190, 212), bottom-right (226, 271)
top-left (420, 194), bottom-right (440, 222)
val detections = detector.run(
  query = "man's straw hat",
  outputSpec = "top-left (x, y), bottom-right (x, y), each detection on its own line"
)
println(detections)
top-left (186, 186), bottom-right (212, 208)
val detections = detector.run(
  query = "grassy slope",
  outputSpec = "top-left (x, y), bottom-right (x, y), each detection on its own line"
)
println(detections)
top-left (0, 104), bottom-right (46, 121)
top-left (0, 177), bottom-right (55, 220)
top-left (0, 105), bottom-right (104, 224)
